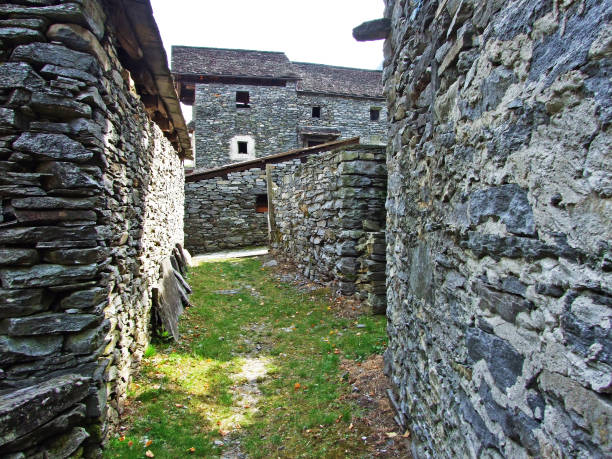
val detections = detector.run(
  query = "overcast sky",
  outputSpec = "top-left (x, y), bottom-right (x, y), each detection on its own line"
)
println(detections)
top-left (150, 0), bottom-right (385, 69)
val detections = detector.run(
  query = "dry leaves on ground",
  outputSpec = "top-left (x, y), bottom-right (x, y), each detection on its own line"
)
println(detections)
top-left (339, 354), bottom-right (412, 458)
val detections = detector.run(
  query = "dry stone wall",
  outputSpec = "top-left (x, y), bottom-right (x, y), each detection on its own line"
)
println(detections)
top-left (270, 145), bottom-right (387, 312)
top-left (184, 168), bottom-right (269, 254)
top-left (383, 0), bottom-right (611, 457)
top-left (0, 1), bottom-right (184, 456)
top-left (184, 161), bottom-right (302, 255)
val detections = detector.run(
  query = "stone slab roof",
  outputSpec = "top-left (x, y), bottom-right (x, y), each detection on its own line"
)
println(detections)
top-left (171, 46), bottom-right (384, 99)
top-left (293, 62), bottom-right (383, 99)
top-left (171, 46), bottom-right (298, 79)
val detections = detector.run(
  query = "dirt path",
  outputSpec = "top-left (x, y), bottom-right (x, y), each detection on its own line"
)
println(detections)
top-left (104, 257), bottom-right (409, 458)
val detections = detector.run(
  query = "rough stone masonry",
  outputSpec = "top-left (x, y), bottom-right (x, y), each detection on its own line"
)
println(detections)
top-left (270, 144), bottom-right (387, 313)
top-left (0, 1), bottom-right (189, 457)
top-left (382, 0), bottom-right (611, 457)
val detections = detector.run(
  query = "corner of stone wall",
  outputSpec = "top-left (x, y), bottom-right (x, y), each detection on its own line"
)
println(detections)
top-left (270, 145), bottom-right (388, 314)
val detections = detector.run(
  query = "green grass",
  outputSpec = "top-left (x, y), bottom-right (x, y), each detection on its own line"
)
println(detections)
top-left (104, 257), bottom-right (387, 458)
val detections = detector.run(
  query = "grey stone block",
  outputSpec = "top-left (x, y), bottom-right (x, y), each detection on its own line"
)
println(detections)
top-left (466, 328), bottom-right (524, 392)
top-left (13, 132), bottom-right (93, 163)
top-left (0, 374), bottom-right (90, 447)
top-left (0, 264), bottom-right (97, 288)
top-left (1, 312), bottom-right (99, 336)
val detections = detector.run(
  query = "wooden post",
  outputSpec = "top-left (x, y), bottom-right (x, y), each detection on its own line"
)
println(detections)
top-left (265, 164), bottom-right (277, 246)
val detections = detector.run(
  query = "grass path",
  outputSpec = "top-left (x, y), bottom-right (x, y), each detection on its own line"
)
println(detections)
top-left (104, 257), bottom-right (388, 458)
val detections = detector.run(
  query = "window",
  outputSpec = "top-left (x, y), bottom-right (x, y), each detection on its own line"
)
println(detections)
top-left (230, 135), bottom-right (255, 161)
top-left (238, 141), bottom-right (248, 154)
top-left (255, 194), bottom-right (268, 213)
top-left (370, 108), bottom-right (381, 121)
top-left (312, 106), bottom-right (321, 118)
top-left (236, 91), bottom-right (250, 108)
top-left (307, 140), bottom-right (324, 147)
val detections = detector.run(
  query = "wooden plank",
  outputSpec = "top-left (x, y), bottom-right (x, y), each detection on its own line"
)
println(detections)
top-left (266, 164), bottom-right (277, 245)
top-left (153, 258), bottom-right (184, 341)
top-left (186, 137), bottom-right (359, 182)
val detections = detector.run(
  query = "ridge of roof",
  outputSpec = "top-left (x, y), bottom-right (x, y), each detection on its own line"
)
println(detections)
top-left (291, 61), bottom-right (382, 73)
top-left (171, 45), bottom-right (288, 56)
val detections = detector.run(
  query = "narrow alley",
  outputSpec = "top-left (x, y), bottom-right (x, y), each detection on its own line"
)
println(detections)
top-left (104, 256), bottom-right (409, 458)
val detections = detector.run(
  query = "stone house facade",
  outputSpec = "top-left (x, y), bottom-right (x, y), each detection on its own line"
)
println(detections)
top-left (0, 0), bottom-right (190, 456)
top-left (172, 46), bottom-right (387, 169)
top-left (173, 46), bottom-right (388, 254)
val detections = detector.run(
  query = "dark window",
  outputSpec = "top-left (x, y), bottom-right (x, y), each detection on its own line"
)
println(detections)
top-left (370, 108), bottom-right (380, 121)
top-left (307, 140), bottom-right (324, 147)
top-left (237, 141), bottom-right (248, 154)
top-left (312, 106), bottom-right (321, 118)
top-left (236, 91), bottom-right (250, 108)
top-left (255, 194), bottom-right (268, 213)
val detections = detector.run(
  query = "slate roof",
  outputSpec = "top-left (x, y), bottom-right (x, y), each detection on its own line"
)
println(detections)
top-left (171, 46), bottom-right (384, 99)
top-left (292, 62), bottom-right (383, 99)
top-left (171, 46), bottom-right (298, 79)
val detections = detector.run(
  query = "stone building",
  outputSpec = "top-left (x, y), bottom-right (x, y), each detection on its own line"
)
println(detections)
top-left (172, 45), bottom-right (387, 168)
top-left (376, 0), bottom-right (612, 457)
top-left (174, 45), bottom-right (388, 254)
top-left (0, 0), bottom-right (190, 456)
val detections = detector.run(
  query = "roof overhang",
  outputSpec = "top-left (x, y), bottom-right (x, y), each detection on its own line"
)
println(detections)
top-left (113, 0), bottom-right (192, 159)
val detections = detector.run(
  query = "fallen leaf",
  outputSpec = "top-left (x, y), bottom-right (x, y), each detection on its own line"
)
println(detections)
top-left (386, 432), bottom-right (398, 438)
top-left (403, 430), bottom-right (411, 438)
top-left (294, 382), bottom-right (301, 390)
top-left (348, 423), bottom-right (354, 430)
top-left (145, 450), bottom-right (154, 458)
top-left (145, 440), bottom-right (153, 447)
top-left (188, 447), bottom-right (196, 453)
top-left (128, 441), bottom-right (133, 447)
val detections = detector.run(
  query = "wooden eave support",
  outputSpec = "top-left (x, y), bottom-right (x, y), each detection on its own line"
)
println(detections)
top-left (352, 18), bottom-right (391, 41)
top-left (119, 0), bottom-right (193, 159)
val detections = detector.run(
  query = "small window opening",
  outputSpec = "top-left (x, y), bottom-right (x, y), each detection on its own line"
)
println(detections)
top-left (237, 141), bottom-right (248, 154)
top-left (255, 194), bottom-right (268, 213)
top-left (307, 140), bottom-right (324, 147)
top-left (370, 108), bottom-right (380, 121)
top-left (236, 91), bottom-right (250, 108)
top-left (312, 106), bottom-right (321, 118)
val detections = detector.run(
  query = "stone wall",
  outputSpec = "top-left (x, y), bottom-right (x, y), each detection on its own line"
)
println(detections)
top-left (296, 93), bottom-right (387, 145)
top-left (383, 0), bottom-right (611, 457)
top-left (0, 1), bottom-right (185, 456)
top-left (193, 82), bottom-right (299, 168)
top-left (270, 145), bottom-right (387, 311)
top-left (184, 168), bottom-right (268, 254)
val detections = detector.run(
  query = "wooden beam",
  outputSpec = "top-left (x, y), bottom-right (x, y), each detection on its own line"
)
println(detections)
top-left (186, 137), bottom-right (360, 182)
top-left (352, 18), bottom-right (391, 41)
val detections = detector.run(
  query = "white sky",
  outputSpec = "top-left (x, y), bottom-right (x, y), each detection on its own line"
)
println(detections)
top-left (150, 0), bottom-right (385, 69)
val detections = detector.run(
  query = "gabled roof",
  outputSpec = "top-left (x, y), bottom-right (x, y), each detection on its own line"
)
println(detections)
top-left (293, 62), bottom-right (383, 99)
top-left (171, 46), bottom-right (298, 79)
top-left (171, 46), bottom-right (384, 99)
